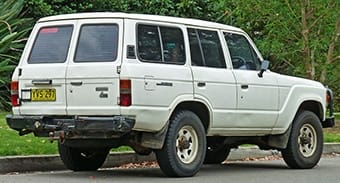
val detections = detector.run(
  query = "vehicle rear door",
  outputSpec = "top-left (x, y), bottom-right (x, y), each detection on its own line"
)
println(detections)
top-left (188, 28), bottom-right (238, 129)
top-left (66, 19), bottom-right (123, 115)
top-left (18, 20), bottom-right (75, 115)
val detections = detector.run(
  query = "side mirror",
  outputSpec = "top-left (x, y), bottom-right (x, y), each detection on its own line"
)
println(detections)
top-left (258, 60), bottom-right (270, 78)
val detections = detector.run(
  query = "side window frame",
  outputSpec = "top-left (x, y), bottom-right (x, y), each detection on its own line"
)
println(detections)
top-left (223, 31), bottom-right (263, 71)
top-left (187, 28), bottom-right (206, 67)
top-left (136, 23), bottom-right (186, 65)
top-left (187, 27), bottom-right (227, 69)
top-left (136, 24), bottom-right (162, 62)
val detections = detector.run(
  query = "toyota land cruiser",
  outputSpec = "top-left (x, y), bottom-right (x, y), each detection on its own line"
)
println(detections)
top-left (6, 12), bottom-right (334, 177)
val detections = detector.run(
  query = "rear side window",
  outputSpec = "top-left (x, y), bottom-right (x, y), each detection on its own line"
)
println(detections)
top-left (137, 25), bottom-right (161, 61)
top-left (75, 24), bottom-right (119, 62)
top-left (188, 28), bottom-right (226, 68)
top-left (28, 26), bottom-right (73, 64)
top-left (137, 24), bottom-right (185, 64)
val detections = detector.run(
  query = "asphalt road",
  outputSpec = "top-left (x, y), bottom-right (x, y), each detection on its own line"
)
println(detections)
top-left (1, 156), bottom-right (340, 183)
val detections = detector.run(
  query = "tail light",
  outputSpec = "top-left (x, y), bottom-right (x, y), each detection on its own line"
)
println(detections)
top-left (11, 81), bottom-right (20, 106)
top-left (326, 92), bottom-right (331, 107)
top-left (120, 79), bottom-right (131, 106)
top-left (326, 90), bottom-right (333, 108)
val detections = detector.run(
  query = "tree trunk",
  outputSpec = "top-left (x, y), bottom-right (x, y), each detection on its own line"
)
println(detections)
top-left (320, 19), bottom-right (340, 83)
top-left (300, 0), bottom-right (313, 79)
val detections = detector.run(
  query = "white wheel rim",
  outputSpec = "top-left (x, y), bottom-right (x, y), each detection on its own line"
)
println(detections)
top-left (176, 125), bottom-right (199, 164)
top-left (298, 124), bottom-right (317, 157)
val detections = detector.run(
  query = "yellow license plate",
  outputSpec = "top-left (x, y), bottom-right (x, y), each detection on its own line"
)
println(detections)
top-left (31, 89), bottom-right (56, 101)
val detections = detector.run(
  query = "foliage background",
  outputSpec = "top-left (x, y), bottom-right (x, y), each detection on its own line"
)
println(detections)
top-left (0, 0), bottom-right (339, 111)
top-left (0, 0), bottom-right (33, 111)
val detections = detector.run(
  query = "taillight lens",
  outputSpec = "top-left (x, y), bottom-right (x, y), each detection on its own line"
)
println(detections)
top-left (11, 81), bottom-right (20, 106)
top-left (326, 92), bottom-right (331, 107)
top-left (120, 79), bottom-right (131, 106)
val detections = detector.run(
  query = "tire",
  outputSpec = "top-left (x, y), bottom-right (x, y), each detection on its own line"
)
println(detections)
top-left (204, 139), bottom-right (230, 164)
top-left (281, 111), bottom-right (323, 169)
top-left (58, 142), bottom-right (109, 171)
top-left (155, 110), bottom-right (206, 177)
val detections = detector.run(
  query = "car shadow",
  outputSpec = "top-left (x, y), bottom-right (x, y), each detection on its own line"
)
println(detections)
top-left (39, 160), bottom-right (290, 179)
top-left (202, 160), bottom-right (289, 172)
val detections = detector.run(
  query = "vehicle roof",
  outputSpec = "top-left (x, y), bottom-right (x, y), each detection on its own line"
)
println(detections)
top-left (38, 12), bottom-right (244, 33)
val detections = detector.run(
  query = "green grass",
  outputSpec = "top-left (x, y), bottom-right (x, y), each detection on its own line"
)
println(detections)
top-left (324, 113), bottom-right (340, 142)
top-left (0, 112), bottom-right (58, 156)
top-left (324, 133), bottom-right (340, 142)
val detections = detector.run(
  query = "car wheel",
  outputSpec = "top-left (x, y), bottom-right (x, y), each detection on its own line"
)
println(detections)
top-left (204, 140), bottom-right (230, 164)
top-left (281, 111), bottom-right (323, 169)
top-left (155, 110), bottom-right (206, 177)
top-left (58, 142), bottom-right (109, 171)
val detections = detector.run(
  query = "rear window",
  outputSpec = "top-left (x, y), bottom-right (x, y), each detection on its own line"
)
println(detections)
top-left (75, 24), bottom-right (119, 62)
top-left (28, 26), bottom-right (73, 64)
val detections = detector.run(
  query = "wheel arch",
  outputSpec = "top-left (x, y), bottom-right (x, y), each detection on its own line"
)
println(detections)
top-left (296, 100), bottom-right (323, 123)
top-left (139, 100), bottom-right (211, 150)
top-left (172, 101), bottom-right (211, 133)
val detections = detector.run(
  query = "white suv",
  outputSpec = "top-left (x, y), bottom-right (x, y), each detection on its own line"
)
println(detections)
top-left (6, 13), bottom-right (334, 177)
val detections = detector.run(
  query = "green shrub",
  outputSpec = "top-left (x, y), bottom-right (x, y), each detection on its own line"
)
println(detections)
top-left (0, 0), bottom-right (33, 111)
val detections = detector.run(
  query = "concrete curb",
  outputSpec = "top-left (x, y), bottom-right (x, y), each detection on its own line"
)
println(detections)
top-left (1, 143), bottom-right (339, 174)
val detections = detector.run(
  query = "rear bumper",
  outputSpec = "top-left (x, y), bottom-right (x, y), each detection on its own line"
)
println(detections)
top-left (6, 115), bottom-right (135, 139)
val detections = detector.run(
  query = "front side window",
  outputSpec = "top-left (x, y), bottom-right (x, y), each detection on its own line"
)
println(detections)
top-left (137, 24), bottom-right (185, 64)
top-left (28, 25), bottom-right (73, 64)
top-left (224, 32), bottom-right (261, 70)
top-left (75, 24), bottom-right (118, 62)
top-left (188, 28), bottom-right (226, 68)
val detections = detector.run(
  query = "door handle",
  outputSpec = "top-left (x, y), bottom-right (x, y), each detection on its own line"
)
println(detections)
top-left (156, 82), bottom-right (173, 87)
top-left (241, 85), bottom-right (248, 89)
top-left (70, 81), bottom-right (83, 86)
top-left (32, 79), bottom-right (52, 85)
top-left (197, 82), bottom-right (206, 87)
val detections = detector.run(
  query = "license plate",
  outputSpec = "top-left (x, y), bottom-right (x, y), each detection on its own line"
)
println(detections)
top-left (31, 89), bottom-right (56, 101)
